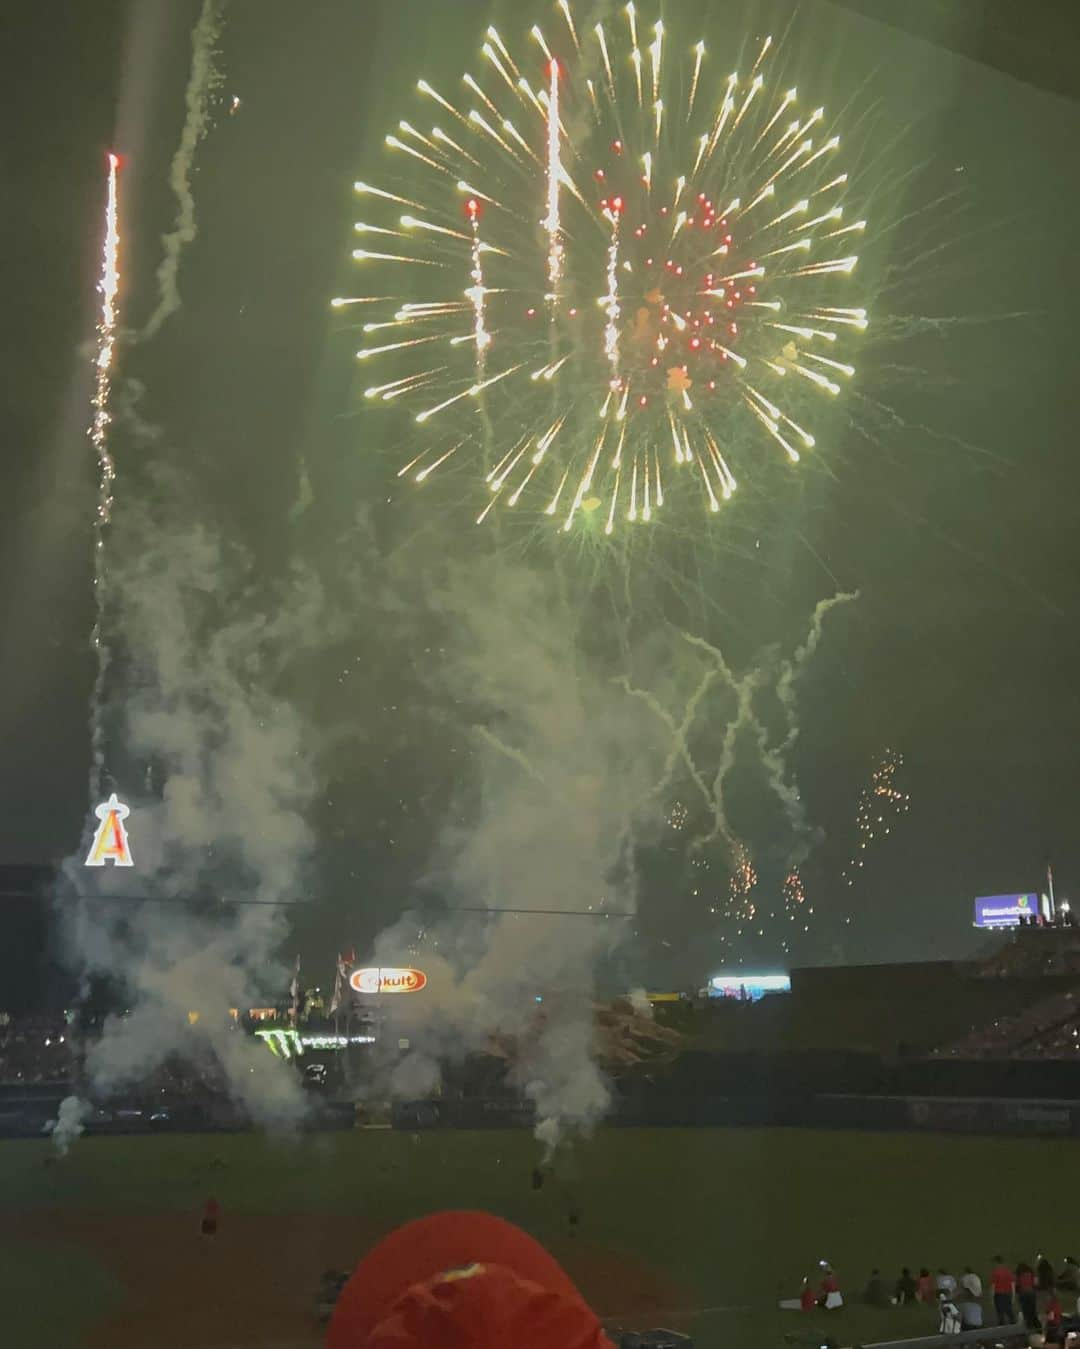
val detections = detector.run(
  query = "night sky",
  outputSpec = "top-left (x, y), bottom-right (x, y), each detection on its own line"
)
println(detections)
top-left (5, 0), bottom-right (1080, 998)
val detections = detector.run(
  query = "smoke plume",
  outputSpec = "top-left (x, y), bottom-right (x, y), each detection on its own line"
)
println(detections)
top-left (68, 496), bottom-right (330, 1129)
top-left (48, 1095), bottom-right (90, 1157)
top-left (360, 562), bottom-right (664, 1154)
top-left (776, 591), bottom-right (859, 754)
top-left (628, 593), bottom-right (858, 864)
top-left (353, 558), bottom-right (858, 1149)
top-left (141, 0), bottom-right (224, 338)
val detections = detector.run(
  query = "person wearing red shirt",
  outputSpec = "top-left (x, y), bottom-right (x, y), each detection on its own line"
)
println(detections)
top-left (990, 1256), bottom-right (1015, 1325)
top-left (200, 1195), bottom-right (221, 1239)
top-left (800, 1280), bottom-right (817, 1313)
top-left (1016, 1263), bottom-right (1041, 1330)
top-left (820, 1267), bottom-right (842, 1309)
top-left (1046, 1292), bottom-right (1064, 1343)
top-left (917, 1268), bottom-right (935, 1302)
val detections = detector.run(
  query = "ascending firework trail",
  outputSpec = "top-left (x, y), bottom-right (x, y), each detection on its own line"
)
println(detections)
top-left (88, 151), bottom-right (122, 797)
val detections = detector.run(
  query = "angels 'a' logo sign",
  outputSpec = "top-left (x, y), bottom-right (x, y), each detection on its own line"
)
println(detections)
top-left (349, 966), bottom-right (427, 995)
top-left (85, 793), bottom-right (134, 868)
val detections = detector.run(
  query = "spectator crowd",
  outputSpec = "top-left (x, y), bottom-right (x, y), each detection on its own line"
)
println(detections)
top-left (0, 1014), bottom-right (76, 1086)
top-left (0, 1015), bottom-right (232, 1105)
top-left (794, 1253), bottom-right (1080, 1341)
top-left (936, 991), bottom-right (1080, 1061)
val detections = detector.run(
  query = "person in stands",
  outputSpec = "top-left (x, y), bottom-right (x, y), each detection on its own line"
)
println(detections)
top-left (820, 1265), bottom-right (843, 1310)
top-left (936, 1267), bottom-right (958, 1297)
top-left (1059, 1256), bottom-right (1080, 1291)
top-left (1045, 1291), bottom-right (1065, 1343)
top-left (938, 1289), bottom-right (962, 1335)
top-left (1016, 1261), bottom-right (1040, 1330)
top-left (864, 1269), bottom-right (890, 1309)
top-left (990, 1255), bottom-right (1016, 1325)
top-left (917, 1268), bottom-right (935, 1302)
top-left (960, 1265), bottom-right (983, 1300)
top-left (959, 1286), bottom-right (985, 1332)
top-left (1040, 1253), bottom-right (1057, 1292)
top-left (895, 1267), bottom-right (918, 1305)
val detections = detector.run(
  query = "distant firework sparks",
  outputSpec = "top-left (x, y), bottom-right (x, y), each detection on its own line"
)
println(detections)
top-left (782, 867), bottom-right (805, 920)
top-left (841, 748), bottom-right (910, 890)
top-left (90, 152), bottom-right (121, 530)
top-left (782, 865), bottom-right (814, 942)
top-left (728, 843), bottom-right (758, 926)
top-left (341, 3), bottom-right (870, 534)
top-left (701, 842), bottom-right (760, 957)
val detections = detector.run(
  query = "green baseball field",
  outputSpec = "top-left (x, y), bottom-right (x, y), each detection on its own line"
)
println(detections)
top-left (0, 1126), bottom-right (1069, 1347)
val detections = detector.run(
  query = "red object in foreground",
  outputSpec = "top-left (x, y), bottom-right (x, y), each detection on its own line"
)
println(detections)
top-left (327, 1210), bottom-right (615, 1349)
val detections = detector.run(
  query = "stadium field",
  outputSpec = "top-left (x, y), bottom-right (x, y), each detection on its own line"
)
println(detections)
top-left (0, 1126), bottom-right (1072, 1348)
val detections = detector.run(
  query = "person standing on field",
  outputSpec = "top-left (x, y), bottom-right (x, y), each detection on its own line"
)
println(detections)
top-left (938, 1290), bottom-right (962, 1335)
top-left (1016, 1262), bottom-right (1040, 1331)
top-left (201, 1195), bottom-right (221, 1240)
top-left (959, 1289), bottom-right (984, 1332)
top-left (960, 1266), bottom-right (983, 1300)
top-left (990, 1255), bottom-right (1015, 1325)
top-left (895, 1267), bottom-right (918, 1305)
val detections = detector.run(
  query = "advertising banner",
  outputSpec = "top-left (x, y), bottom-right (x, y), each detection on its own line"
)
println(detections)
top-left (973, 894), bottom-right (1036, 928)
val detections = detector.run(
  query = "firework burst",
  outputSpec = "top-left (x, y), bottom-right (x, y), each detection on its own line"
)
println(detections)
top-left (340, 4), bottom-right (869, 535)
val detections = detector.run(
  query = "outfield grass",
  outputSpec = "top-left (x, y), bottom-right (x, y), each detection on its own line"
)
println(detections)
top-left (2, 1126), bottom-right (1072, 1347)
top-left (0, 1237), bottom-right (123, 1349)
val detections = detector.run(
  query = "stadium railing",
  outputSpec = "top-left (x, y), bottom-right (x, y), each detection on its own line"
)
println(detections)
top-left (857, 1320), bottom-right (1027, 1348)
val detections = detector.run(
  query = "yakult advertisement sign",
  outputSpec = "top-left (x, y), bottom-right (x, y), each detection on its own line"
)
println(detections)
top-left (349, 966), bottom-right (428, 995)
top-left (973, 894), bottom-right (1035, 929)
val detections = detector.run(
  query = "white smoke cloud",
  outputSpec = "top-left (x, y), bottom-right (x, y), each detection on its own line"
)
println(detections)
top-left (47, 1095), bottom-right (90, 1157)
top-left (351, 557), bottom-right (857, 1152)
top-left (68, 502), bottom-right (332, 1130)
top-left (356, 561), bottom-right (665, 1154)
top-left (388, 1050), bottom-right (442, 1101)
